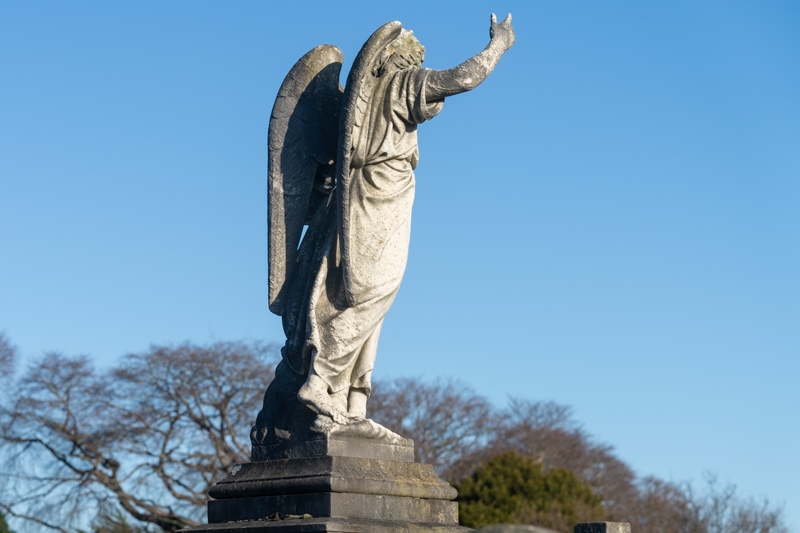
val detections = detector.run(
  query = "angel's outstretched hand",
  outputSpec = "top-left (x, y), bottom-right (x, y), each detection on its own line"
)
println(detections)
top-left (490, 13), bottom-right (515, 52)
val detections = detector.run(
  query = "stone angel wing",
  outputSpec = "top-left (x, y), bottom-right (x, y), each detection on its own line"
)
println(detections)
top-left (268, 45), bottom-right (344, 316)
top-left (336, 21), bottom-right (403, 306)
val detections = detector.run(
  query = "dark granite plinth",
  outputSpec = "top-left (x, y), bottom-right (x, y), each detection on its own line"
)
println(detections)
top-left (184, 432), bottom-right (466, 533)
top-left (186, 516), bottom-right (470, 532)
top-left (208, 455), bottom-right (458, 525)
top-left (574, 523), bottom-right (631, 533)
top-left (209, 456), bottom-right (456, 501)
top-left (476, 526), bottom-right (559, 533)
top-left (210, 492), bottom-right (457, 524)
top-left (252, 434), bottom-right (414, 463)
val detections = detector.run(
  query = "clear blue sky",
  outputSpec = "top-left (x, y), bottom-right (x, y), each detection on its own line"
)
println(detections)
top-left (1, 1), bottom-right (798, 529)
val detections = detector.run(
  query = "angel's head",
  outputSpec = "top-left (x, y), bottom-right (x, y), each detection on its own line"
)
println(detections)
top-left (374, 29), bottom-right (425, 76)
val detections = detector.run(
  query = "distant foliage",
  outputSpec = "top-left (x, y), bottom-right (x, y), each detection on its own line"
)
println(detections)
top-left (454, 451), bottom-right (605, 530)
top-left (370, 388), bottom-right (638, 521)
top-left (79, 508), bottom-right (162, 533)
top-left (0, 340), bottom-right (278, 533)
top-left (371, 382), bottom-right (790, 533)
top-left (0, 332), bottom-right (15, 379)
top-left (0, 332), bottom-right (791, 533)
top-left (0, 510), bottom-right (14, 533)
top-left (369, 377), bottom-right (497, 472)
top-left (629, 474), bottom-right (789, 533)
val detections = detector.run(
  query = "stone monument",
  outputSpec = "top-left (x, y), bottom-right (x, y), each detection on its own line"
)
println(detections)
top-left (574, 523), bottom-right (632, 533)
top-left (473, 524), bottom-right (632, 533)
top-left (189, 14), bottom-right (515, 532)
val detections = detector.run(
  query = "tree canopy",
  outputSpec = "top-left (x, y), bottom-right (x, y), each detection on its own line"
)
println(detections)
top-left (0, 335), bottom-right (791, 533)
top-left (454, 451), bottom-right (605, 530)
top-left (0, 510), bottom-right (14, 533)
top-left (0, 341), bottom-right (276, 532)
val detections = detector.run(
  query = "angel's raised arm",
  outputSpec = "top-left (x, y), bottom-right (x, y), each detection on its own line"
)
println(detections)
top-left (425, 13), bottom-right (515, 102)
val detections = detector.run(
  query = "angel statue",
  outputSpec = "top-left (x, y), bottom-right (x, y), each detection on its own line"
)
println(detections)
top-left (251, 14), bottom-right (514, 456)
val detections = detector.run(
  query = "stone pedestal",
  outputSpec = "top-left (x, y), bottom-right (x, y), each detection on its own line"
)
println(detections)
top-left (574, 523), bottom-right (631, 533)
top-left (186, 435), bottom-right (469, 532)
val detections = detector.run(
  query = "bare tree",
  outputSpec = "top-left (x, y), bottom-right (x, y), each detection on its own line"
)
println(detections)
top-left (368, 377), bottom-right (498, 474)
top-left (692, 474), bottom-right (789, 533)
top-left (501, 398), bottom-right (639, 520)
top-left (78, 506), bottom-right (160, 533)
top-left (369, 382), bottom-right (640, 522)
top-left (0, 332), bottom-right (15, 379)
top-left (368, 379), bottom-right (638, 523)
top-left (628, 474), bottom-right (789, 533)
top-left (1, 342), bottom-right (789, 533)
top-left (628, 476), bottom-right (705, 533)
top-left (0, 341), bottom-right (277, 533)
top-left (441, 398), bottom-right (638, 522)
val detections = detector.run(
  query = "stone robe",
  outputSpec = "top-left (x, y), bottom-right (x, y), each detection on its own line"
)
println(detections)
top-left (280, 67), bottom-right (443, 396)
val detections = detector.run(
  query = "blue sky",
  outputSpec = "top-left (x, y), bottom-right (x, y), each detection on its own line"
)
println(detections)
top-left (1, 0), bottom-right (798, 529)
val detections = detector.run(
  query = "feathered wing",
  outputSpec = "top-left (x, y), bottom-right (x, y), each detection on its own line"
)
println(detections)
top-left (336, 21), bottom-right (403, 306)
top-left (268, 45), bottom-right (343, 315)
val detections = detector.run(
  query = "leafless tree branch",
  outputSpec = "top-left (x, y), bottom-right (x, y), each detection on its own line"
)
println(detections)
top-left (0, 341), bottom-right (278, 532)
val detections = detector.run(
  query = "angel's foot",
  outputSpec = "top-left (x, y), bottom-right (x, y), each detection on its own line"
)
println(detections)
top-left (347, 388), bottom-right (368, 420)
top-left (298, 375), bottom-right (348, 425)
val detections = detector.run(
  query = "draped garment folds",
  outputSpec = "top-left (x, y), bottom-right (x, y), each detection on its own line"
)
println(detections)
top-left (280, 68), bottom-right (443, 395)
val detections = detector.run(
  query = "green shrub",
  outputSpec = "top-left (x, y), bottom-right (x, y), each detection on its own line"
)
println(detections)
top-left (0, 510), bottom-right (13, 533)
top-left (454, 451), bottom-right (605, 530)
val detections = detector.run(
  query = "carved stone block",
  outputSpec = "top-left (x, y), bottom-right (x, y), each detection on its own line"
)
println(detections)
top-left (252, 434), bottom-right (414, 463)
top-left (186, 436), bottom-right (466, 533)
top-left (574, 523), bottom-right (632, 533)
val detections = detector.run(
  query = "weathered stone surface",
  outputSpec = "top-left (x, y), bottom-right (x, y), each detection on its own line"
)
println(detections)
top-left (209, 456), bottom-right (456, 501)
top-left (186, 516), bottom-right (471, 532)
top-left (574, 523), bottom-right (631, 533)
top-left (255, 13), bottom-right (516, 447)
top-left (205, 454), bottom-right (461, 529)
top-left (186, 17), bottom-right (517, 533)
top-left (252, 433), bottom-right (413, 463)
top-left (209, 492), bottom-right (458, 525)
top-left (476, 525), bottom-right (560, 533)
